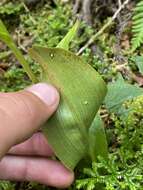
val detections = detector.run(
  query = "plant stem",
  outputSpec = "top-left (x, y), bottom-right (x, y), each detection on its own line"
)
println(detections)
top-left (0, 19), bottom-right (37, 83)
top-left (9, 43), bottom-right (38, 83)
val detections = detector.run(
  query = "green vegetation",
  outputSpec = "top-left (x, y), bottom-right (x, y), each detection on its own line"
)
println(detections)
top-left (0, 0), bottom-right (143, 189)
top-left (76, 95), bottom-right (143, 190)
top-left (131, 0), bottom-right (143, 51)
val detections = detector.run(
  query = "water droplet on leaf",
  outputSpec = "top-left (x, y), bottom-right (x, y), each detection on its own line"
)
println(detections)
top-left (50, 53), bottom-right (54, 58)
top-left (83, 101), bottom-right (88, 105)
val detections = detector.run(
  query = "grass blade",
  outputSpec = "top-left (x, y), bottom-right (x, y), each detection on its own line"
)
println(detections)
top-left (0, 19), bottom-right (37, 83)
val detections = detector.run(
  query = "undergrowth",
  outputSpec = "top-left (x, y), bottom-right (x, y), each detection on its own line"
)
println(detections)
top-left (131, 0), bottom-right (143, 51)
top-left (0, 0), bottom-right (143, 190)
top-left (76, 96), bottom-right (143, 190)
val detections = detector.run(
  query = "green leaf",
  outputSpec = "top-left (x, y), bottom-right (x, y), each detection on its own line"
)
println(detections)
top-left (89, 113), bottom-right (108, 161)
top-left (29, 46), bottom-right (107, 170)
top-left (134, 56), bottom-right (143, 75)
top-left (104, 76), bottom-right (143, 113)
top-left (57, 20), bottom-right (79, 50)
top-left (0, 19), bottom-right (37, 83)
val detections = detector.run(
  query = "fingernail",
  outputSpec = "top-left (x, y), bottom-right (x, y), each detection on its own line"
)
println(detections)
top-left (26, 83), bottom-right (59, 106)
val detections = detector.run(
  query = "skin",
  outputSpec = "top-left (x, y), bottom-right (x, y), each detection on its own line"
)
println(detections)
top-left (0, 83), bottom-right (74, 188)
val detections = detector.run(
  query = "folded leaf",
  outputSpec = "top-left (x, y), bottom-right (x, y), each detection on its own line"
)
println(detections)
top-left (29, 47), bottom-right (107, 170)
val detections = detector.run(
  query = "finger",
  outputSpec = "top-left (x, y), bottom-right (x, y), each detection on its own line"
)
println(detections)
top-left (8, 132), bottom-right (54, 157)
top-left (0, 83), bottom-right (60, 158)
top-left (0, 156), bottom-right (74, 188)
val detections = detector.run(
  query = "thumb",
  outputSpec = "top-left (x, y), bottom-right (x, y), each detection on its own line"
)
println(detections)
top-left (0, 83), bottom-right (59, 158)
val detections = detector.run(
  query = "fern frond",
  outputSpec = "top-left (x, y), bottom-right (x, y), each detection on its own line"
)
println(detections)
top-left (131, 0), bottom-right (143, 51)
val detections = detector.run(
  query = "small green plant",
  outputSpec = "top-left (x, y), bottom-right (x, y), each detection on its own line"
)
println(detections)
top-left (0, 2), bottom-right (23, 15)
top-left (75, 95), bottom-right (143, 190)
top-left (131, 0), bottom-right (143, 51)
top-left (76, 154), bottom-right (143, 190)
top-left (115, 95), bottom-right (143, 153)
top-left (19, 2), bottom-right (73, 47)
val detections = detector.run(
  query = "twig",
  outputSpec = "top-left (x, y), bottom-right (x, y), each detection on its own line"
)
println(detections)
top-left (117, 64), bottom-right (143, 86)
top-left (77, 0), bottom-right (130, 55)
top-left (114, 12), bottom-right (131, 64)
top-left (73, 0), bottom-right (82, 14)
top-left (22, 2), bottom-right (36, 25)
top-left (16, 30), bottom-right (27, 53)
top-left (118, 0), bottom-right (122, 7)
top-left (82, 0), bottom-right (93, 25)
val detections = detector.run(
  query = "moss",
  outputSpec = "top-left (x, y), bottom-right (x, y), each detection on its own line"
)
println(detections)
top-left (125, 96), bottom-right (143, 127)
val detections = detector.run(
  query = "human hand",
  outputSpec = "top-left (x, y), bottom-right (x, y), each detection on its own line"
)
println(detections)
top-left (0, 83), bottom-right (74, 188)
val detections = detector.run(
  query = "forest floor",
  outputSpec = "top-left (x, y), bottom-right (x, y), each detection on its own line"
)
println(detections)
top-left (0, 0), bottom-right (143, 190)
